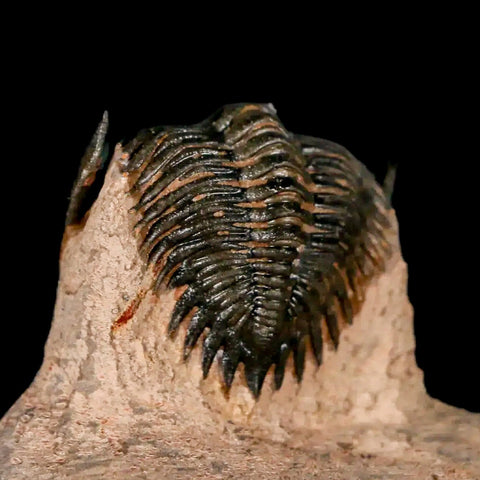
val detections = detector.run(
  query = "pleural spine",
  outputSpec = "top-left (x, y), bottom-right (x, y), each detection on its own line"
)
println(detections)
top-left (121, 103), bottom-right (392, 397)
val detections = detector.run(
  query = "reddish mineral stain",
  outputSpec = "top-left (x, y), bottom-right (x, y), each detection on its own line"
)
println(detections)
top-left (111, 289), bottom-right (146, 331)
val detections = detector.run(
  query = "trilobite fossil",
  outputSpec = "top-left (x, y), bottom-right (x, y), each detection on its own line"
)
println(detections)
top-left (69, 103), bottom-right (393, 397)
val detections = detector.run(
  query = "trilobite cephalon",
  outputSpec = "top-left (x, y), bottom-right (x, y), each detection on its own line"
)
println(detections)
top-left (120, 103), bottom-right (392, 397)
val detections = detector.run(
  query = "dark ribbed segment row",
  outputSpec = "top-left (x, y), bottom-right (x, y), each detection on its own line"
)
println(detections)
top-left (121, 104), bottom-right (392, 397)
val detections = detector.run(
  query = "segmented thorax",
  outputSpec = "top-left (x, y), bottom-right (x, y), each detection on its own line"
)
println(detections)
top-left (121, 103), bottom-right (392, 397)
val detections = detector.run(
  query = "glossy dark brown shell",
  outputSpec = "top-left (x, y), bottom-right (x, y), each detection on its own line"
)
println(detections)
top-left (121, 103), bottom-right (392, 397)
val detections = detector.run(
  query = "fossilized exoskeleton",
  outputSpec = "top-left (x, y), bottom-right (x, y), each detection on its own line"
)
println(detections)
top-left (67, 103), bottom-right (393, 397)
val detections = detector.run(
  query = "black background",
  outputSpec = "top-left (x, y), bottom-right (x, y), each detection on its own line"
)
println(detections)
top-left (2, 35), bottom-right (478, 417)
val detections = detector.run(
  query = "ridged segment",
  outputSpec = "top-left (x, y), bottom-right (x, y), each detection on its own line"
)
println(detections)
top-left (122, 103), bottom-right (392, 397)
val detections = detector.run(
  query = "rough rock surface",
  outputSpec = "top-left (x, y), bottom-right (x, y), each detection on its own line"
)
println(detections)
top-left (1, 148), bottom-right (479, 479)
